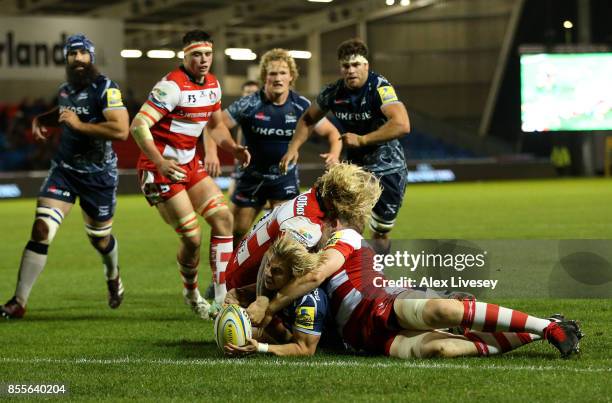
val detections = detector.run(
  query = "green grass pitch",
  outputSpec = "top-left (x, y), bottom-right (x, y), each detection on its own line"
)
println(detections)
top-left (0, 178), bottom-right (611, 402)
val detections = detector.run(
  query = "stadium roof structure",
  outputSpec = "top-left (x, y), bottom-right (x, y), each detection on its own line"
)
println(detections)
top-left (0, 0), bottom-right (438, 50)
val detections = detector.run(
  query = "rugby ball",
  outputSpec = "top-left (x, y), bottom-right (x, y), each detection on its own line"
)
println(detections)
top-left (214, 304), bottom-right (252, 350)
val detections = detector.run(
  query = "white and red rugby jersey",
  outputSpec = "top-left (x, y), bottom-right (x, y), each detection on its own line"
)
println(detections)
top-left (323, 229), bottom-right (391, 337)
top-left (137, 67), bottom-right (222, 170)
top-left (226, 188), bottom-right (325, 289)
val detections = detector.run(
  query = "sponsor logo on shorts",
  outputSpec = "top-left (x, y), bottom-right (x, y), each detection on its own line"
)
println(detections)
top-left (47, 185), bottom-right (71, 197)
top-left (98, 205), bottom-right (110, 217)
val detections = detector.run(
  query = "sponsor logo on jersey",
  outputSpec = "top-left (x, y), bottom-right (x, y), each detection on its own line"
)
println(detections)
top-left (295, 193), bottom-right (309, 215)
top-left (251, 126), bottom-right (294, 136)
top-left (254, 112), bottom-right (271, 121)
top-left (106, 88), bottom-right (124, 108)
top-left (334, 99), bottom-right (350, 104)
top-left (295, 306), bottom-right (315, 330)
top-left (207, 90), bottom-right (218, 103)
top-left (181, 111), bottom-right (213, 119)
top-left (77, 92), bottom-right (88, 101)
top-left (325, 231), bottom-right (344, 248)
top-left (334, 111), bottom-right (372, 121)
top-left (59, 105), bottom-right (90, 115)
top-left (377, 85), bottom-right (398, 105)
top-left (285, 113), bottom-right (297, 123)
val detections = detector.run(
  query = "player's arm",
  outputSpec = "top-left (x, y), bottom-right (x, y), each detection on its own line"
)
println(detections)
top-left (206, 109), bottom-right (250, 167)
top-left (279, 104), bottom-right (328, 173)
top-left (203, 110), bottom-right (239, 177)
top-left (59, 108), bottom-right (130, 141)
top-left (226, 326), bottom-right (320, 357)
top-left (32, 106), bottom-right (60, 141)
top-left (129, 81), bottom-right (187, 182)
top-left (267, 331), bottom-right (320, 356)
top-left (313, 117), bottom-right (342, 167)
top-left (342, 102), bottom-right (410, 148)
top-left (225, 283), bottom-right (257, 307)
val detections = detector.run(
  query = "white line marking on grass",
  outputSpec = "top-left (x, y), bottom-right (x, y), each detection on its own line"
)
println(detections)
top-left (1, 357), bottom-right (610, 373)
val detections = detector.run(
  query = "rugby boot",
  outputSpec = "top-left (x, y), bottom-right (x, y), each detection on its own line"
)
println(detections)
top-left (1, 297), bottom-right (26, 319)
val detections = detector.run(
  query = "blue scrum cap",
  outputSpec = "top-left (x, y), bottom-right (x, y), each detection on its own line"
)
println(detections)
top-left (63, 34), bottom-right (96, 63)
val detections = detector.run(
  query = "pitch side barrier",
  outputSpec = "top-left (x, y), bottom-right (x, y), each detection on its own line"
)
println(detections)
top-left (0, 159), bottom-right (555, 199)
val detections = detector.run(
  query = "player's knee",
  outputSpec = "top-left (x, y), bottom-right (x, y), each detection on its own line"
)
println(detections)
top-left (84, 222), bottom-right (113, 251)
top-left (422, 299), bottom-right (458, 327)
top-left (173, 212), bottom-right (201, 249)
top-left (208, 208), bottom-right (233, 234)
top-left (32, 206), bottom-right (64, 244)
top-left (87, 234), bottom-right (112, 252)
top-left (395, 298), bottom-right (429, 330)
top-left (369, 212), bottom-right (395, 235)
top-left (181, 232), bottom-right (201, 251)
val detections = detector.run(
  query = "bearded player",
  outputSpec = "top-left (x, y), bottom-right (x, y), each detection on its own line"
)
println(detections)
top-left (129, 30), bottom-right (250, 318)
top-left (1, 34), bottom-right (129, 319)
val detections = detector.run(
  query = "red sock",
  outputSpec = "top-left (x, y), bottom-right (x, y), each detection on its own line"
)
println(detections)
top-left (210, 235), bottom-right (232, 303)
top-left (465, 331), bottom-right (541, 356)
top-left (462, 299), bottom-right (551, 335)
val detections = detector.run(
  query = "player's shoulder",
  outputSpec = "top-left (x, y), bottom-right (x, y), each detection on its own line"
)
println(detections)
top-left (204, 72), bottom-right (221, 88)
top-left (369, 71), bottom-right (394, 89)
top-left (321, 79), bottom-right (343, 95)
top-left (289, 90), bottom-right (311, 108)
top-left (164, 68), bottom-right (199, 91)
top-left (228, 91), bottom-right (262, 116)
top-left (326, 228), bottom-right (363, 250)
top-left (90, 74), bottom-right (119, 98)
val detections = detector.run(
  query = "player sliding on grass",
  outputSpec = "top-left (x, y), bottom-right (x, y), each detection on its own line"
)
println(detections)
top-left (1, 34), bottom-right (129, 319)
top-left (251, 225), bottom-right (584, 359)
top-left (130, 30), bottom-right (250, 319)
top-left (224, 235), bottom-right (328, 356)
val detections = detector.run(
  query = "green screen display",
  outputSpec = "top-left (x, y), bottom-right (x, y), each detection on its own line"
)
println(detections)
top-left (520, 53), bottom-right (612, 132)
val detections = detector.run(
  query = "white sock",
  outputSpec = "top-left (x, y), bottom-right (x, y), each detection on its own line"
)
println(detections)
top-left (15, 241), bottom-right (49, 306)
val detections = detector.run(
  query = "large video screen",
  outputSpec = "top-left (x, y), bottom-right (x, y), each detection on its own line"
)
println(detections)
top-left (520, 53), bottom-right (612, 132)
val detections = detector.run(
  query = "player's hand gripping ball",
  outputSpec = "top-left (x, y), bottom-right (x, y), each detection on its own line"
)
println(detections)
top-left (214, 304), bottom-right (253, 351)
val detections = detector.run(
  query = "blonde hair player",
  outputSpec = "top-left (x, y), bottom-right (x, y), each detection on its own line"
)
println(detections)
top-left (130, 30), bottom-right (250, 319)
top-left (224, 235), bottom-right (328, 357)
top-left (224, 162), bottom-right (381, 305)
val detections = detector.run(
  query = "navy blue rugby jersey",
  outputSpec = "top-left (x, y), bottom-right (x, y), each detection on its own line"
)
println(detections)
top-left (280, 287), bottom-right (328, 337)
top-left (225, 90), bottom-right (311, 174)
top-left (55, 74), bottom-right (125, 173)
top-left (316, 71), bottom-right (407, 174)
